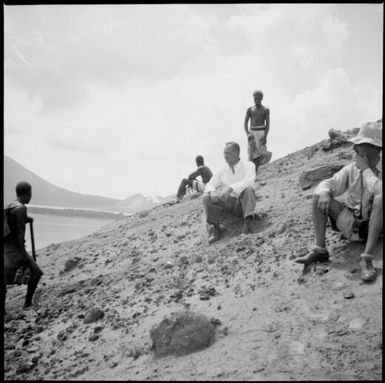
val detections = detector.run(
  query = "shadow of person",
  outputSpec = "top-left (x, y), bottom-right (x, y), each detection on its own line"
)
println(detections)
top-left (327, 237), bottom-right (383, 282)
top-left (200, 209), bottom-right (272, 243)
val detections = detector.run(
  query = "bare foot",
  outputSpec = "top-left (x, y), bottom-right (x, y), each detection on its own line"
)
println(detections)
top-left (22, 303), bottom-right (34, 311)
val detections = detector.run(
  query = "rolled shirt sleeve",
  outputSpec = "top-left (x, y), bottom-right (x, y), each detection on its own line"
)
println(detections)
top-left (315, 164), bottom-right (351, 198)
top-left (362, 168), bottom-right (382, 196)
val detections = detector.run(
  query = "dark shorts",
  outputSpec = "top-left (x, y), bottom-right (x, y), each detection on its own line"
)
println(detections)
top-left (329, 207), bottom-right (369, 241)
top-left (4, 245), bottom-right (43, 285)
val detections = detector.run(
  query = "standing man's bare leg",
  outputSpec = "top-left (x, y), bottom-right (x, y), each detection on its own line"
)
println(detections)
top-left (295, 195), bottom-right (343, 264)
top-left (361, 194), bottom-right (383, 282)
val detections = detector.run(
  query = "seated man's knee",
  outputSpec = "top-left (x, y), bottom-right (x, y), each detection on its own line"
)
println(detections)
top-left (372, 193), bottom-right (383, 211)
top-left (243, 186), bottom-right (255, 196)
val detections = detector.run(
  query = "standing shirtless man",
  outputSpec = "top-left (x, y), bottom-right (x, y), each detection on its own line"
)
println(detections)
top-left (244, 90), bottom-right (271, 174)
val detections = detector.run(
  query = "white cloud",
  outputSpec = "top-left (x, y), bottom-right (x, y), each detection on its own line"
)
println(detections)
top-left (270, 68), bottom-right (375, 159)
top-left (4, 4), bottom-right (383, 199)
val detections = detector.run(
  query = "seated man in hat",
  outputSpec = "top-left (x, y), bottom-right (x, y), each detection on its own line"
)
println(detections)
top-left (295, 121), bottom-right (382, 282)
top-left (176, 155), bottom-right (213, 202)
top-left (202, 141), bottom-right (257, 244)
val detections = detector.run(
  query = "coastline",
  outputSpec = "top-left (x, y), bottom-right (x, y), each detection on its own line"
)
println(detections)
top-left (25, 205), bottom-right (130, 220)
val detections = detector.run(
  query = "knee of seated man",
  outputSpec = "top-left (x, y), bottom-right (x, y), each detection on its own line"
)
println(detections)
top-left (372, 193), bottom-right (382, 210)
top-left (243, 186), bottom-right (255, 195)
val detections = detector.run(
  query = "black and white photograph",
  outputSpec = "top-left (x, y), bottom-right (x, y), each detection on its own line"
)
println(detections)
top-left (3, 3), bottom-right (383, 380)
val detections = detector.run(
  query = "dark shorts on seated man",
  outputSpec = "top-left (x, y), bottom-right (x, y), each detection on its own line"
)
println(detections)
top-left (203, 186), bottom-right (256, 226)
top-left (328, 200), bottom-right (370, 241)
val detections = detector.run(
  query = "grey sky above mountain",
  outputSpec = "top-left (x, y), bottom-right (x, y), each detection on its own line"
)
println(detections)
top-left (4, 4), bottom-right (383, 198)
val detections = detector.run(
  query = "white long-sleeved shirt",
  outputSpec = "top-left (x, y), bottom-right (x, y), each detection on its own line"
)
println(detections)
top-left (204, 159), bottom-right (255, 197)
top-left (315, 162), bottom-right (382, 220)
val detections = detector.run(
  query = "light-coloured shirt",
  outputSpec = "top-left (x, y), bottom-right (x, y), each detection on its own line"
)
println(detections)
top-left (204, 159), bottom-right (255, 197)
top-left (315, 162), bottom-right (382, 219)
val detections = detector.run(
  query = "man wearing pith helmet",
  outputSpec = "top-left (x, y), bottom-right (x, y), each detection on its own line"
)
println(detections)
top-left (295, 120), bottom-right (382, 283)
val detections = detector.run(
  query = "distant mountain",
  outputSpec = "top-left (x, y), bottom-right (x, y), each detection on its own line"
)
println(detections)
top-left (3, 156), bottom-right (175, 213)
top-left (3, 156), bottom-right (122, 210)
top-left (111, 193), bottom-right (173, 213)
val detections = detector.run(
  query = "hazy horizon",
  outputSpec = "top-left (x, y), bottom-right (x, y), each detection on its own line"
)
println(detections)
top-left (4, 4), bottom-right (383, 199)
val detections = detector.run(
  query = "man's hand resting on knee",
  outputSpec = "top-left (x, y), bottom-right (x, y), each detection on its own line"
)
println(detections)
top-left (317, 190), bottom-right (331, 215)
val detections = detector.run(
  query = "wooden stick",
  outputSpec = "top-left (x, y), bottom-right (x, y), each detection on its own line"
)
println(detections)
top-left (30, 221), bottom-right (36, 262)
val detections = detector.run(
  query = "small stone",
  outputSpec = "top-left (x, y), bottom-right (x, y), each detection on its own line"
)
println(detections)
top-left (328, 312), bottom-right (339, 322)
top-left (343, 291), bottom-right (355, 299)
top-left (16, 362), bottom-right (35, 373)
top-left (210, 317), bottom-right (221, 326)
top-left (83, 308), bottom-right (104, 324)
top-left (89, 334), bottom-right (100, 342)
top-left (349, 318), bottom-right (366, 330)
top-left (333, 282), bottom-right (347, 291)
top-left (57, 330), bottom-right (67, 342)
top-left (164, 262), bottom-right (174, 269)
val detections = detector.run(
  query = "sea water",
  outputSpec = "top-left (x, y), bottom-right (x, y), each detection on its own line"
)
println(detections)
top-left (24, 212), bottom-right (117, 252)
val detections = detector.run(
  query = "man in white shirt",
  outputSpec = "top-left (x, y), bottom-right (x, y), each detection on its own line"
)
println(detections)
top-left (295, 121), bottom-right (382, 283)
top-left (202, 141), bottom-right (257, 244)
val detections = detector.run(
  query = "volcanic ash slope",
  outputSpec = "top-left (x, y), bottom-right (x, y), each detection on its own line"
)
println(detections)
top-left (4, 131), bottom-right (382, 381)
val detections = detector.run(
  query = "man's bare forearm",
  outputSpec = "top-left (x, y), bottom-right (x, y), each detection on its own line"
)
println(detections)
top-left (244, 112), bottom-right (250, 135)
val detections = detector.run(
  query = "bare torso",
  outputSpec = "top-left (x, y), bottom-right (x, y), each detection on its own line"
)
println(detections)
top-left (248, 104), bottom-right (269, 126)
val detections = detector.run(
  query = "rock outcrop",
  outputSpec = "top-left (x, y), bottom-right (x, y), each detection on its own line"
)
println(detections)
top-left (150, 311), bottom-right (215, 357)
top-left (299, 164), bottom-right (344, 190)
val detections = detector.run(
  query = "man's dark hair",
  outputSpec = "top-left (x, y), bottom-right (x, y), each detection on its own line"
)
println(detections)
top-left (16, 181), bottom-right (32, 196)
top-left (358, 143), bottom-right (382, 155)
top-left (196, 155), bottom-right (204, 166)
top-left (225, 142), bottom-right (240, 156)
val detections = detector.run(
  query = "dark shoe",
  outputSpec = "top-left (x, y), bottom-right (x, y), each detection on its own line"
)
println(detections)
top-left (360, 257), bottom-right (377, 282)
top-left (242, 218), bottom-right (253, 234)
top-left (208, 224), bottom-right (221, 244)
top-left (294, 248), bottom-right (329, 265)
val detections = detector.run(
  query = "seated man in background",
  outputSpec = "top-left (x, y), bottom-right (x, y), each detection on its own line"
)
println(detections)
top-left (295, 121), bottom-right (382, 283)
top-left (176, 155), bottom-right (213, 202)
top-left (3, 181), bottom-right (43, 313)
top-left (202, 141), bottom-right (257, 244)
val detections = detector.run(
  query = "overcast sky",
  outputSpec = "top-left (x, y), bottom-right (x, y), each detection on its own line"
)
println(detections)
top-left (4, 4), bottom-right (383, 199)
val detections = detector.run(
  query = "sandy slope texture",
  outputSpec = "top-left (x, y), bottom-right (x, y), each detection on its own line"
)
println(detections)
top-left (4, 134), bottom-right (382, 381)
